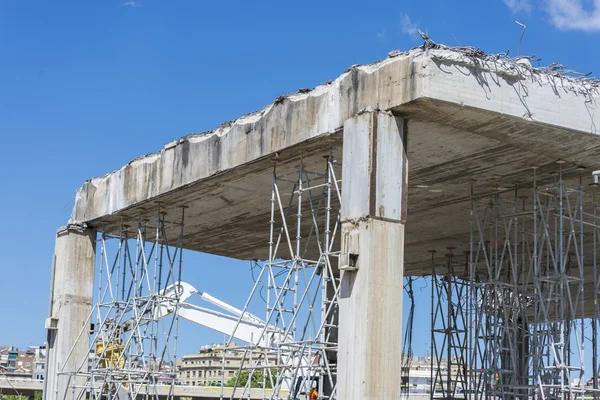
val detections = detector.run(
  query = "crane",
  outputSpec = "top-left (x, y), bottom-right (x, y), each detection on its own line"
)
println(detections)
top-left (96, 281), bottom-right (320, 398)
top-left (154, 281), bottom-right (287, 348)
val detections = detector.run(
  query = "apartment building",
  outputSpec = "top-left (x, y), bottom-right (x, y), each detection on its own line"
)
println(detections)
top-left (177, 343), bottom-right (276, 387)
top-left (0, 346), bottom-right (37, 379)
top-left (30, 345), bottom-right (46, 380)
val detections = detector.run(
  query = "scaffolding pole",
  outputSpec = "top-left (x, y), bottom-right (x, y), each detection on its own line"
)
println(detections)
top-left (58, 207), bottom-right (186, 400)
top-left (463, 166), bottom-right (589, 400)
top-left (225, 155), bottom-right (341, 400)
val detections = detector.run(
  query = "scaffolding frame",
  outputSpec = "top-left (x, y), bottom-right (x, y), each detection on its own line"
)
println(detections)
top-left (53, 152), bottom-right (600, 400)
top-left (425, 165), bottom-right (600, 400)
top-left (402, 277), bottom-right (417, 399)
top-left (59, 208), bottom-right (187, 400)
top-left (225, 155), bottom-right (341, 400)
top-left (470, 190), bottom-right (535, 400)
top-left (465, 167), bottom-right (590, 400)
top-left (430, 250), bottom-right (470, 400)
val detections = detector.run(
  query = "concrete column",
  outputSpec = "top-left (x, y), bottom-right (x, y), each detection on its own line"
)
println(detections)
top-left (322, 277), bottom-right (339, 398)
top-left (44, 225), bottom-right (96, 400)
top-left (338, 110), bottom-right (407, 400)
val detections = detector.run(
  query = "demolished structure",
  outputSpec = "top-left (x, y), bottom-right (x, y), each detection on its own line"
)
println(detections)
top-left (45, 37), bottom-right (600, 400)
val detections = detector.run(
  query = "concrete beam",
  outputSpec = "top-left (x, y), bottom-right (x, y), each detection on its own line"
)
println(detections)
top-left (68, 46), bottom-right (600, 266)
top-left (72, 48), bottom-right (599, 229)
top-left (45, 225), bottom-right (96, 400)
top-left (70, 51), bottom-right (421, 225)
top-left (337, 111), bottom-right (406, 399)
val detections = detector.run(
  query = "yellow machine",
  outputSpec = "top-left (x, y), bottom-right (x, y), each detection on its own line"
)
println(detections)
top-left (96, 340), bottom-right (126, 369)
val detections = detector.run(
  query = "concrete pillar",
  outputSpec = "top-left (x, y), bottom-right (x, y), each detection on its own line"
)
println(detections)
top-left (338, 110), bottom-right (407, 400)
top-left (322, 277), bottom-right (339, 398)
top-left (44, 225), bottom-right (96, 400)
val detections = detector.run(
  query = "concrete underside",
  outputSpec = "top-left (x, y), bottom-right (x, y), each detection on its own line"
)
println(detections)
top-left (72, 47), bottom-right (600, 279)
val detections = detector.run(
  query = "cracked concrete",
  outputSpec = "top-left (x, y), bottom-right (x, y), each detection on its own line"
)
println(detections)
top-left (70, 46), bottom-right (600, 276)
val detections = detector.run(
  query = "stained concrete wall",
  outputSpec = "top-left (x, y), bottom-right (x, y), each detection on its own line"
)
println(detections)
top-left (72, 48), bottom-right (600, 272)
top-left (57, 43), bottom-right (600, 400)
top-left (337, 111), bottom-right (406, 399)
top-left (71, 47), bottom-right (599, 258)
top-left (71, 50), bottom-right (423, 225)
top-left (45, 226), bottom-right (96, 400)
top-left (421, 50), bottom-right (598, 133)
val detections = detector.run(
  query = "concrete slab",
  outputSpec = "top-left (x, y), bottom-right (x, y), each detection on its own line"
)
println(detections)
top-left (0, 378), bottom-right (43, 397)
top-left (71, 45), bottom-right (600, 275)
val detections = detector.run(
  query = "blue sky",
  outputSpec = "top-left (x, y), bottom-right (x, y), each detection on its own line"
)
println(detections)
top-left (0, 0), bottom-right (598, 360)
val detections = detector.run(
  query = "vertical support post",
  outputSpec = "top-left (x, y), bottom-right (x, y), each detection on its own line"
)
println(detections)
top-left (338, 110), bottom-right (407, 400)
top-left (594, 185), bottom-right (599, 400)
top-left (321, 154), bottom-right (339, 399)
top-left (516, 318), bottom-right (530, 399)
top-left (44, 225), bottom-right (97, 400)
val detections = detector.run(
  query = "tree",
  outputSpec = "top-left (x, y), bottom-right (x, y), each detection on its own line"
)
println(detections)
top-left (225, 369), bottom-right (278, 389)
top-left (0, 393), bottom-right (42, 400)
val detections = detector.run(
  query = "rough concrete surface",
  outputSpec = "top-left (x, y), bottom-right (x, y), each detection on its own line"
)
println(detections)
top-left (70, 46), bottom-right (600, 275)
top-left (45, 226), bottom-right (96, 400)
top-left (338, 112), bottom-right (406, 400)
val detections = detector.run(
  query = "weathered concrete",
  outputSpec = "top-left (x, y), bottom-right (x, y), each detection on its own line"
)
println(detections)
top-left (69, 47), bottom-right (600, 273)
top-left (338, 111), bottom-right (406, 400)
top-left (44, 226), bottom-right (96, 400)
top-left (0, 378), bottom-right (43, 397)
top-left (55, 44), bottom-right (600, 400)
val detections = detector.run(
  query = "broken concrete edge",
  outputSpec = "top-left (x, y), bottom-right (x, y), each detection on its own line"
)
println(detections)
top-left (428, 48), bottom-right (599, 96)
top-left (76, 53), bottom-right (411, 186)
top-left (78, 44), bottom-right (597, 187)
top-left (69, 126), bottom-right (344, 227)
top-left (56, 223), bottom-right (92, 236)
top-left (70, 43), bottom-right (599, 226)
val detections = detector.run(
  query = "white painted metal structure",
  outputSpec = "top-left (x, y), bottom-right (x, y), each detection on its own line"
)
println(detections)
top-left (222, 154), bottom-right (341, 399)
top-left (55, 154), bottom-right (342, 400)
top-left (53, 210), bottom-right (186, 400)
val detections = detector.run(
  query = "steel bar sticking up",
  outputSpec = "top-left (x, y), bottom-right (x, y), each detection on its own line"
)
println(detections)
top-left (58, 207), bottom-right (186, 400)
top-left (225, 155), bottom-right (341, 400)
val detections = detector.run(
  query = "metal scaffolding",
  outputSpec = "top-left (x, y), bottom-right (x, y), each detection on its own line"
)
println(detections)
top-left (430, 249), bottom-right (470, 400)
top-left (59, 208), bottom-right (186, 400)
top-left (428, 164), bottom-right (598, 400)
top-left (402, 277), bottom-right (417, 399)
top-left (424, 164), bottom-right (600, 400)
top-left (470, 189), bottom-right (534, 400)
top-left (225, 155), bottom-right (341, 400)
top-left (56, 154), bottom-right (342, 400)
top-left (54, 153), bottom-right (600, 400)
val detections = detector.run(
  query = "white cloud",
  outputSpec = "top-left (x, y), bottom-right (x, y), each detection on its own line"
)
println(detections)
top-left (377, 30), bottom-right (386, 39)
top-left (504, 0), bottom-right (532, 13)
top-left (545, 0), bottom-right (600, 31)
top-left (123, 1), bottom-right (139, 7)
top-left (401, 14), bottom-right (419, 39)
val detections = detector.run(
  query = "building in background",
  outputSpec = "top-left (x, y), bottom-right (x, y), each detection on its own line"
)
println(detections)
top-left (176, 345), bottom-right (465, 391)
top-left (0, 346), bottom-right (39, 379)
top-left (0, 345), bottom-right (47, 380)
top-left (177, 343), bottom-right (277, 387)
top-left (30, 345), bottom-right (46, 380)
